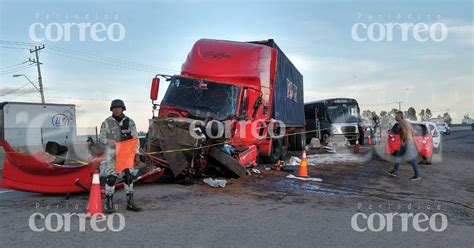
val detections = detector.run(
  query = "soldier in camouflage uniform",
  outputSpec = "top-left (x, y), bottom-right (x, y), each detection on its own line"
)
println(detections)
top-left (99, 99), bottom-right (141, 213)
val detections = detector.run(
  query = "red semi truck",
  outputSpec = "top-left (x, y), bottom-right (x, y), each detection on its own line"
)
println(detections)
top-left (146, 39), bottom-right (305, 178)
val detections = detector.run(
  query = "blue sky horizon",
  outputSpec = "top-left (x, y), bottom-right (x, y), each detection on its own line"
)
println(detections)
top-left (1, 0), bottom-right (472, 131)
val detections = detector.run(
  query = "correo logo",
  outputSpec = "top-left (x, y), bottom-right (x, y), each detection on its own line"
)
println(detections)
top-left (29, 22), bottom-right (126, 42)
top-left (351, 212), bottom-right (448, 232)
top-left (351, 22), bottom-right (448, 42)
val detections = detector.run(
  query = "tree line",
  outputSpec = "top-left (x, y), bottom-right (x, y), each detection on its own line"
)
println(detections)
top-left (361, 107), bottom-right (452, 129)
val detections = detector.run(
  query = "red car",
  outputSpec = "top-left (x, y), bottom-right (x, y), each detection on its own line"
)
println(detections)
top-left (385, 121), bottom-right (433, 164)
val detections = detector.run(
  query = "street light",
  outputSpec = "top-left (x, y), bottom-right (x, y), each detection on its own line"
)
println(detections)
top-left (12, 74), bottom-right (45, 104)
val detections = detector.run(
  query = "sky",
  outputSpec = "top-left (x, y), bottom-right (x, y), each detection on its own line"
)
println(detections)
top-left (0, 0), bottom-right (472, 132)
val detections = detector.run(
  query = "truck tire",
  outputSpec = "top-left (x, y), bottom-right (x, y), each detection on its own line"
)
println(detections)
top-left (288, 134), bottom-right (296, 151)
top-left (321, 132), bottom-right (330, 146)
top-left (280, 137), bottom-right (288, 160)
top-left (264, 138), bottom-right (282, 164)
top-left (295, 133), bottom-right (306, 151)
top-left (208, 147), bottom-right (247, 178)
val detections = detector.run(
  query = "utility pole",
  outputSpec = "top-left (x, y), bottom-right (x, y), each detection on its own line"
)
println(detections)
top-left (396, 101), bottom-right (403, 111)
top-left (29, 45), bottom-right (45, 104)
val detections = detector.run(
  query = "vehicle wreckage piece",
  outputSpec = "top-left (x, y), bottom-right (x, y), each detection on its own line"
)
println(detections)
top-left (0, 139), bottom-right (95, 194)
top-left (0, 139), bottom-right (164, 194)
top-left (147, 118), bottom-right (204, 177)
top-left (147, 118), bottom-right (252, 178)
top-left (208, 147), bottom-right (247, 178)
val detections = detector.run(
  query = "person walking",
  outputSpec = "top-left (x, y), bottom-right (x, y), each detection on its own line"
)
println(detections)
top-left (388, 111), bottom-right (421, 180)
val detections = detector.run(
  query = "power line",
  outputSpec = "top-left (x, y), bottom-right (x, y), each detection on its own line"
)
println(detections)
top-left (3, 91), bottom-right (38, 101)
top-left (45, 95), bottom-right (149, 103)
top-left (0, 64), bottom-right (36, 75)
top-left (0, 40), bottom-right (37, 46)
top-left (0, 39), bottom-right (179, 74)
top-left (2, 93), bottom-right (149, 103)
top-left (0, 83), bottom-right (31, 97)
top-left (46, 45), bottom-right (179, 73)
top-left (0, 61), bottom-right (28, 70)
top-left (0, 45), bottom-right (30, 50)
top-left (43, 50), bottom-right (160, 74)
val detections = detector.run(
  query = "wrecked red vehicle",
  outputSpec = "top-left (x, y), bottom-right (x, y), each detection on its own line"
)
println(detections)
top-left (0, 139), bottom-right (96, 193)
top-left (146, 39), bottom-right (305, 179)
top-left (0, 139), bottom-right (163, 194)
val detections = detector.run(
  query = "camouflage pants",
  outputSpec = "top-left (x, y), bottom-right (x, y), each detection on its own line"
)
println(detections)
top-left (104, 149), bottom-right (134, 195)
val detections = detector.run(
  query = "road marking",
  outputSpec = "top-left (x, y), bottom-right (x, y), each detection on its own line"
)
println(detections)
top-left (0, 190), bottom-right (14, 194)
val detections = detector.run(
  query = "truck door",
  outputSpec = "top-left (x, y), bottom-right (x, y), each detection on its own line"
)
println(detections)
top-left (234, 87), bottom-right (265, 145)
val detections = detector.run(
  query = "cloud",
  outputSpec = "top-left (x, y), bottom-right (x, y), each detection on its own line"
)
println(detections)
top-left (448, 24), bottom-right (474, 46)
top-left (286, 52), bottom-right (472, 123)
top-left (439, 19), bottom-right (474, 46)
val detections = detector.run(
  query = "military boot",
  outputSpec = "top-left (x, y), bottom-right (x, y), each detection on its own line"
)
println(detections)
top-left (104, 194), bottom-right (116, 214)
top-left (126, 193), bottom-right (142, 212)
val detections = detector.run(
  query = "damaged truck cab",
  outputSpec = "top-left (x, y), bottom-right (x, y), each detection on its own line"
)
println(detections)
top-left (147, 39), bottom-right (305, 178)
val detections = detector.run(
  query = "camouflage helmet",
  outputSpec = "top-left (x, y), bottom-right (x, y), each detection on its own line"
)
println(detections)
top-left (110, 99), bottom-right (126, 111)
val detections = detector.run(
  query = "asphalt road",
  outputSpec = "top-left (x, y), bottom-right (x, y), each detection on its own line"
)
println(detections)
top-left (0, 130), bottom-right (473, 247)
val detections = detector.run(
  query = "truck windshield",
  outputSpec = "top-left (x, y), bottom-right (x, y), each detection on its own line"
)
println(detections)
top-left (327, 104), bottom-right (360, 123)
top-left (162, 76), bottom-right (239, 119)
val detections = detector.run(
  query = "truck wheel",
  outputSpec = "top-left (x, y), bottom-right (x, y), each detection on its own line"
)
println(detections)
top-left (321, 132), bottom-right (330, 146)
top-left (288, 134), bottom-right (296, 151)
top-left (295, 133), bottom-right (306, 151)
top-left (265, 138), bottom-right (282, 164)
top-left (280, 137), bottom-right (288, 160)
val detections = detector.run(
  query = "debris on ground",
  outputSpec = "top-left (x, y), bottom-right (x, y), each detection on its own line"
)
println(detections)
top-left (286, 174), bottom-right (323, 182)
top-left (323, 145), bottom-right (336, 153)
top-left (288, 156), bottom-right (301, 165)
top-left (287, 156), bottom-right (316, 166)
top-left (271, 160), bottom-right (285, 170)
top-left (247, 168), bottom-right (261, 175)
top-left (203, 178), bottom-right (227, 188)
top-left (282, 164), bottom-right (296, 172)
top-left (305, 137), bottom-right (321, 150)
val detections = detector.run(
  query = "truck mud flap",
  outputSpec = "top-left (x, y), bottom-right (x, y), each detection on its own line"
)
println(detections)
top-left (160, 139), bottom-right (190, 177)
top-left (208, 147), bottom-right (246, 178)
top-left (150, 119), bottom-right (203, 177)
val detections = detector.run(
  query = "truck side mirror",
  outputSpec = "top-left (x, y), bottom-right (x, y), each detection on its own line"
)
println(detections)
top-left (150, 77), bottom-right (160, 101)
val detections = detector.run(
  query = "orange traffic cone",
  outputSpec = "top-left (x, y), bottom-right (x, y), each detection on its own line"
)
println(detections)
top-left (368, 135), bottom-right (372, 145)
top-left (297, 150), bottom-right (308, 177)
top-left (87, 170), bottom-right (103, 218)
top-left (354, 140), bottom-right (360, 154)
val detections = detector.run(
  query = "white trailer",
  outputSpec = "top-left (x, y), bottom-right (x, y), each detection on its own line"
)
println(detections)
top-left (0, 102), bottom-right (77, 147)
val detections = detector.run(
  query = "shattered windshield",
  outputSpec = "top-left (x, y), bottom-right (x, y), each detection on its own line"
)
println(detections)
top-left (162, 76), bottom-right (239, 119)
top-left (327, 104), bottom-right (360, 123)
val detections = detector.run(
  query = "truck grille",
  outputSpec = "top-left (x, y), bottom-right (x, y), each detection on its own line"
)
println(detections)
top-left (341, 126), bottom-right (356, 133)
